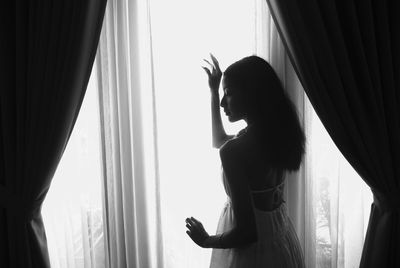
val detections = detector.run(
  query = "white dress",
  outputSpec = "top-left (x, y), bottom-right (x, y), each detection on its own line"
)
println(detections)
top-left (210, 168), bottom-right (305, 268)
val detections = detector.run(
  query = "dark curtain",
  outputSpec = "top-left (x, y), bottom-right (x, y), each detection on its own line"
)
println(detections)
top-left (265, 0), bottom-right (400, 267)
top-left (0, 0), bottom-right (107, 267)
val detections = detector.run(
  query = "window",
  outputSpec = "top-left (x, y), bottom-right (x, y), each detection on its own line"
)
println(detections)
top-left (42, 63), bottom-right (105, 268)
top-left (149, 0), bottom-right (253, 266)
top-left (307, 99), bottom-right (373, 268)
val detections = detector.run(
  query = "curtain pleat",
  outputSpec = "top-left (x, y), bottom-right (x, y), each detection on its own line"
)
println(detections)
top-left (0, 1), bottom-right (107, 267)
top-left (266, 0), bottom-right (400, 266)
top-left (97, 0), bottom-right (164, 267)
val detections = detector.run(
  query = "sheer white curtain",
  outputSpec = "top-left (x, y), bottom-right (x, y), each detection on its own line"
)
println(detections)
top-left (95, 0), bottom-right (372, 267)
top-left (96, 0), bottom-right (162, 267)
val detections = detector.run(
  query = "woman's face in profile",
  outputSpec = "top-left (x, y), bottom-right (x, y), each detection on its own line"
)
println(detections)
top-left (221, 76), bottom-right (247, 122)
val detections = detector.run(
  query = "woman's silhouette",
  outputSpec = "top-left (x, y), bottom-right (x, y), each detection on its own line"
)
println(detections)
top-left (186, 55), bottom-right (305, 267)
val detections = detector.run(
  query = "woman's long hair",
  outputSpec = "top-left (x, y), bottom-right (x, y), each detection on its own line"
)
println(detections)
top-left (224, 56), bottom-right (305, 171)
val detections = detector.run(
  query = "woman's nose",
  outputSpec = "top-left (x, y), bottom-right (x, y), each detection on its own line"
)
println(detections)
top-left (220, 95), bottom-right (226, 108)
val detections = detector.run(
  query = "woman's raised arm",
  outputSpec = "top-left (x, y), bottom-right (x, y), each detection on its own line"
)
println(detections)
top-left (202, 54), bottom-right (234, 148)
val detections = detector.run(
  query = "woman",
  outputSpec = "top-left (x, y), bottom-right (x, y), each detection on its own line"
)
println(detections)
top-left (185, 55), bottom-right (305, 267)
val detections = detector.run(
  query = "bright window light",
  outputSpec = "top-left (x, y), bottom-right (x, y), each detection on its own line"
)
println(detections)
top-left (308, 102), bottom-right (373, 267)
top-left (42, 63), bottom-right (104, 268)
top-left (149, 0), bottom-right (254, 267)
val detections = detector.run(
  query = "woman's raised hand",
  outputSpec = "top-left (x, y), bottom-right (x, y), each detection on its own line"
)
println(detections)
top-left (202, 53), bottom-right (222, 95)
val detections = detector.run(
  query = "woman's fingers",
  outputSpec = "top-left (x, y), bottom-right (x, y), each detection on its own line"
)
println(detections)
top-left (189, 217), bottom-right (200, 226)
top-left (203, 58), bottom-right (219, 74)
top-left (203, 59), bottom-right (215, 75)
top-left (210, 53), bottom-right (220, 71)
top-left (204, 54), bottom-right (220, 73)
top-left (191, 217), bottom-right (203, 226)
top-left (186, 218), bottom-right (196, 227)
top-left (202, 66), bottom-right (211, 77)
top-left (186, 217), bottom-right (202, 229)
top-left (185, 218), bottom-right (194, 229)
top-left (203, 58), bottom-right (213, 67)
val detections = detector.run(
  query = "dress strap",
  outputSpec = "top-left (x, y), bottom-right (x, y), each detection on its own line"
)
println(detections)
top-left (250, 180), bottom-right (285, 193)
top-left (250, 180), bottom-right (285, 210)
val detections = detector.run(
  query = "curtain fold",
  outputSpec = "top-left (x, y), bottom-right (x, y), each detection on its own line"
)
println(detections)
top-left (266, 0), bottom-right (400, 266)
top-left (0, 1), bottom-right (107, 267)
top-left (96, 0), bottom-right (163, 267)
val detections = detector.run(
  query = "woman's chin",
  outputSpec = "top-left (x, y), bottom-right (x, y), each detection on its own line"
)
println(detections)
top-left (227, 115), bottom-right (240, 122)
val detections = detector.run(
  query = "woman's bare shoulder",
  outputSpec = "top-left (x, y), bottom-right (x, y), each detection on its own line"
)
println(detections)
top-left (219, 131), bottom-right (253, 160)
top-left (220, 138), bottom-right (243, 160)
top-left (222, 131), bottom-right (267, 169)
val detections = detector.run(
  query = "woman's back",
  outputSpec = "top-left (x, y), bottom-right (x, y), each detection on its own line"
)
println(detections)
top-left (210, 130), bottom-right (305, 268)
top-left (229, 129), bottom-right (286, 210)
